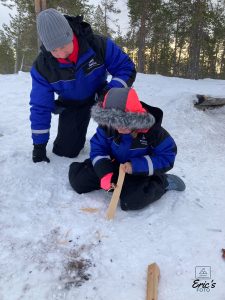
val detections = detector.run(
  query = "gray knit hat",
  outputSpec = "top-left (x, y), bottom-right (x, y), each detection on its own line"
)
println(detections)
top-left (37, 8), bottom-right (73, 51)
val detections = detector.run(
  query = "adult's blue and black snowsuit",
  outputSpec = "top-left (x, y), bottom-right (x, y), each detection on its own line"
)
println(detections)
top-left (30, 15), bottom-right (136, 158)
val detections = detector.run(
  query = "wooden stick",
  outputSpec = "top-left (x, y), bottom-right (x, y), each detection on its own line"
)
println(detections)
top-left (146, 263), bottom-right (160, 300)
top-left (106, 164), bottom-right (125, 220)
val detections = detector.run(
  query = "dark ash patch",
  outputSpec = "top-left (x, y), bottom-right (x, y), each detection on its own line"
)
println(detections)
top-left (60, 257), bottom-right (92, 289)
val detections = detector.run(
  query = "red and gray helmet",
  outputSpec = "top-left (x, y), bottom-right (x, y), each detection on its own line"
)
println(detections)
top-left (91, 87), bottom-right (155, 130)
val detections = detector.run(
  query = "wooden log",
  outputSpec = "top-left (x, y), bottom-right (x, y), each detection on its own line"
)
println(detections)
top-left (146, 263), bottom-right (160, 300)
top-left (106, 164), bottom-right (125, 220)
top-left (195, 94), bottom-right (225, 107)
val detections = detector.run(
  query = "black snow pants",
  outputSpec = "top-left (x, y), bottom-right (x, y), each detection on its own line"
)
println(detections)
top-left (52, 101), bottom-right (93, 158)
top-left (68, 159), bottom-right (168, 211)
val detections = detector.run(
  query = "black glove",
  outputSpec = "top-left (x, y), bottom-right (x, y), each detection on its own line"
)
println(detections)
top-left (32, 143), bottom-right (50, 163)
top-left (53, 100), bottom-right (66, 115)
top-left (96, 86), bottom-right (110, 103)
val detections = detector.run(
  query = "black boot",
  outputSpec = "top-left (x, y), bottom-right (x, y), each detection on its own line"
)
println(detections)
top-left (165, 174), bottom-right (186, 191)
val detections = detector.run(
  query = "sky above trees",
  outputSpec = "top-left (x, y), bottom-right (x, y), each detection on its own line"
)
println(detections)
top-left (0, 0), bottom-right (129, 33)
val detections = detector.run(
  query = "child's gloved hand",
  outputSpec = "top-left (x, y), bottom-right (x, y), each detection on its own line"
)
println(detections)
top-left (100, 172), bottom-right (114, 191)
top-left (122, 162), bottom-right (132, 174)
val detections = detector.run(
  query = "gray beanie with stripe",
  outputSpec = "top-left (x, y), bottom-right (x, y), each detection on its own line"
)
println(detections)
top-left (37, 8), bottom-right (73, 51)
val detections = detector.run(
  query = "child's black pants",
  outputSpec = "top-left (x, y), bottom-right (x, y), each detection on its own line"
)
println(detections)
top-left (68, 159), bottom-right (168, 211)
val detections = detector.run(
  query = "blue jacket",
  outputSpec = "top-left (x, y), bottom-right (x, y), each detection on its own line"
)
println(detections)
top-left (90, 104), bottom-right (177, 179)
top-left (30, 15), bottom-right (136, 144)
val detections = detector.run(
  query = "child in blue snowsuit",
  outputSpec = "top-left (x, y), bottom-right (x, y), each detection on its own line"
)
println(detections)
top-left (69, 88), bottom-right (185, 211)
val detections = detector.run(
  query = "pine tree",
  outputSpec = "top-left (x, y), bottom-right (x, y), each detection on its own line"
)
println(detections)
top-left (47, 0), bottom-right (94, 22)
top-left (127, 0), bottom-right (163, 73)
top-left (0, 0), bottom-right (94, 72)
top-left (167, 0), bottom-right (192, 77)
top-left (99, 0), bottom-right (121, 37)
top-left (0, 30), bottom-right (15, 74)
top-left (127, 0), bottom-right (147, 73)
top-left (186, 0), bottom-right (208, 79)
top-left (2, 1), bottom-right (37, 72)
top-left (203, 1), bottom-right (225, 78)
top-left (92, 5), bottom-right (105, 35)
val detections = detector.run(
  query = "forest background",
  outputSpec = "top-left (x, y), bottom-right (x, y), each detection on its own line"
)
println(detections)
top-left (1, 0), bottom-right (225, 80)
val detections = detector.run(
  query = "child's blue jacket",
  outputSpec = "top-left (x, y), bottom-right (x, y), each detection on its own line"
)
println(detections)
top-left (90, 103), bottom-right (177, 179)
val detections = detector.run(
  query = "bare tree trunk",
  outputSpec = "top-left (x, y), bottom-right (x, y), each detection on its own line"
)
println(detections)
top-left (20, 53), bottom-right (25, 71)
top-left (187, 0), bottom-right (205, 79)
top-left (154, 43), bottom-right (159, 74)
top-left (137, 9), bottom-right (147, 73)
top-left (172, 19), bottom-right (179, 76)
top-left (34, 0), bottom-right (47, 53)
top-left (14, 36), bottom-right (19, 73)
top-left (177, 39), bottom-right (185, 76)
top-left (104, 5), bottom-right (108, 36)
top-left (219, 43), bottom-right (225, 76)
top-left (207, 43), bottom-right (218, 77)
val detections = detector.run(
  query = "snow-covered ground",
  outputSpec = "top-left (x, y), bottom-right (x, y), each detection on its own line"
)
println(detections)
top-left (0, 72), bottom-right (225, 300)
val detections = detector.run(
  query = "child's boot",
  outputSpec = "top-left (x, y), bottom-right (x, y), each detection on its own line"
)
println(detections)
top-left (165, 174), bottom-right (186, 191)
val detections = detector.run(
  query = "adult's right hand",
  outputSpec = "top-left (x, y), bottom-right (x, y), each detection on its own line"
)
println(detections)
top-left (96, 86), bottom-right (110, 103)
top-left (32, 143), bottom-right (50, 163)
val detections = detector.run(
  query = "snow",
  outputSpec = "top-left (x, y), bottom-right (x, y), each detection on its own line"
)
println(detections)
top-left (0, 72), bottom-right (225, 300)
